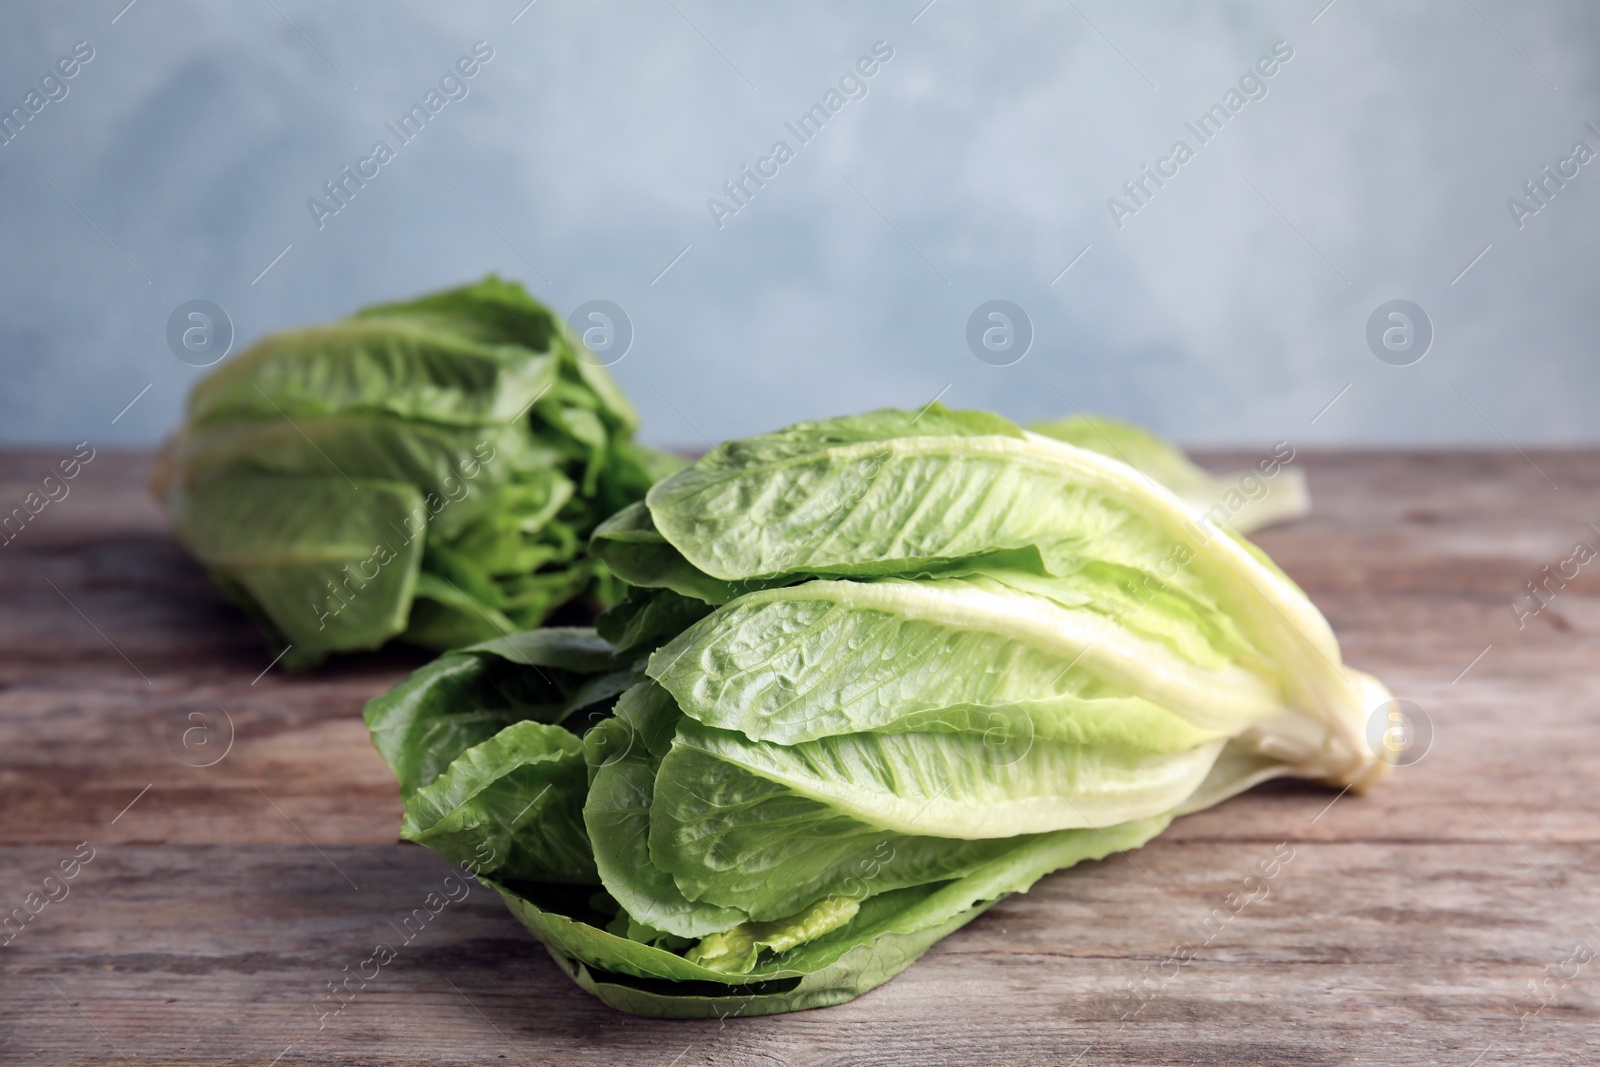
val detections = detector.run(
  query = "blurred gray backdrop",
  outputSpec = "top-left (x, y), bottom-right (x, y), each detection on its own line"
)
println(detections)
top-left (2, 0), bottom-right (1597, 449)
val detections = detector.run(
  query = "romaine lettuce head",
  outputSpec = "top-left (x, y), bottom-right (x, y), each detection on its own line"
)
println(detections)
top-left (155, 277), bottom-right (679, 668)
top-left (363, 405), bottom-right (1392, 1017)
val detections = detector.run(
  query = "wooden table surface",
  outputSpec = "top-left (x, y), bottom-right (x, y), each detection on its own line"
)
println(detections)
top-left (0, 448), bottom-right (1595, 1066)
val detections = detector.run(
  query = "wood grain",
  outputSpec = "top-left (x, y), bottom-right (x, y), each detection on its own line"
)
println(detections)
top-left (1, 449), bottom-right (1595, 1065)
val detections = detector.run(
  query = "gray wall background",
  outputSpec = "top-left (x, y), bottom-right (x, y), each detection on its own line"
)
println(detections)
top-left (2, 1), bottom-right (1597, 450)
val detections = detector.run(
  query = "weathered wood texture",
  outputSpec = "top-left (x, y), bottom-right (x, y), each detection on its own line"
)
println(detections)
top-left (0, 448), bottom-right (1595, 1066)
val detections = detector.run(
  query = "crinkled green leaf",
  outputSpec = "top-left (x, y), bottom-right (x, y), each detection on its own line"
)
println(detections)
top-left (363, 627), bottom-right (629, 797)
top-left (669, 717), bottom-right (1222, 839)
top-left (402, 720), bottom-right (595, 884)
top-left (591, 502), bottom-right (760, 605)
top-left (647, 739), bottom-right (1168, 920)
top-left (582, 689), bottom-right (748, 938)
top-left (595, 587), bottom-right (714, 660)
top-left (649, 576), bottom-right (1273, 744)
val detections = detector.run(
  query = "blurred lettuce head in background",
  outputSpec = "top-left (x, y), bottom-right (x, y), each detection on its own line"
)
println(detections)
top-left (152, 276), bottom-right (681, 669)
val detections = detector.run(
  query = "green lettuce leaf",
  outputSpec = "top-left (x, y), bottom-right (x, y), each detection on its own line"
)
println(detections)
top-left (402, 720), bottom-right (596, 884)
top-left (1029, 414), bottom-right (1309, 534)
top-left (363, 627), bottom-right (629, 797)
top-left (168, 474), bottom-right (424, 660)
top-left (648, 742), bottom-right (1045, 920)
top-left (594, 587), bottom-right (715, 659)
top-left (647, 575), bottom-right (1270, 744)
top-left (666, 718), bottom-right (1223, 839)
top-left (582, 687), bottom-right (749, 938)
top-left (185, 320), bottom-right (560, 430)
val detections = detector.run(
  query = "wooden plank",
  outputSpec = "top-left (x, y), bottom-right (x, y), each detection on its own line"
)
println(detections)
top-left (0, 449), bottom-right (1596, 1064)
